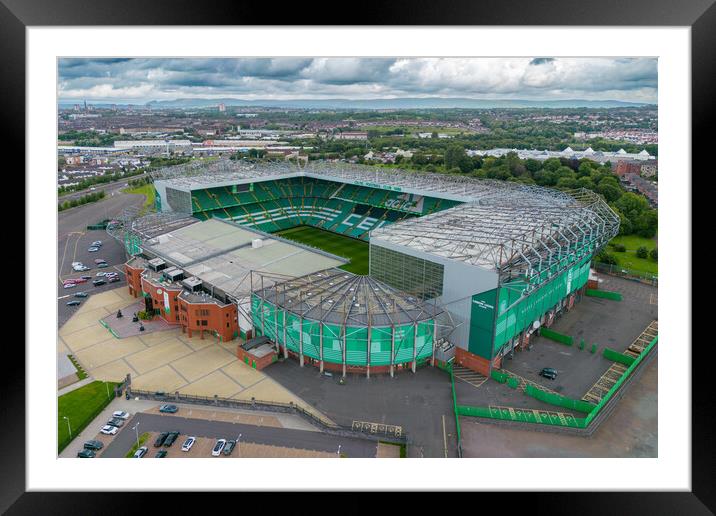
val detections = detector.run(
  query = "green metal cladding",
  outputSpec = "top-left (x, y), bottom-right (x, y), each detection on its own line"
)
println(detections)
top-left (251, 294), bottom-right (435, 367)
top-left (468, 256), bottom-right (592, 360)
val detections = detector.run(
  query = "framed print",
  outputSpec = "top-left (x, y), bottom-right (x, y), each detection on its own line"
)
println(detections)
top-left (3, 0), bottom-right (709, 512)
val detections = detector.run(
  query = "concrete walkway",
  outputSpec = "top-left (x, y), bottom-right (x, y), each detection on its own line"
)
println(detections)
top-left (57, 376), bottom-right (96, 397)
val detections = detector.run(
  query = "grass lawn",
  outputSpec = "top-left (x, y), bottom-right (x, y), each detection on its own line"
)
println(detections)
top-left (122, 183), bottom-right (156, 215)
top-left (58, 380), bottom-right (118, 453)
top-left (608, 234), bottom-right (658, 275)
top-left (276, 225), bottom-right (370, 275)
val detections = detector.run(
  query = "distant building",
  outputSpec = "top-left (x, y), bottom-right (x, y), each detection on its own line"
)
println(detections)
top-left (640, 162), bottom-right (658, 178)
top-left (614, 160), bottom-right (642, 177)
top-left (334, 131), bottom-right (368, 140)
top-left (218, 103), bottom-right (226, 112)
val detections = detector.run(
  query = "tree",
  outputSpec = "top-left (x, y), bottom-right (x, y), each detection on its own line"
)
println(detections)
top-left (634, 210), bottom-right (658, 238)
top-left (597, 182), bottom-right (622, 203)
top-left (650, 248), bottom-right (658, 261)
top-left (636, 246), bottom-right (649, 259)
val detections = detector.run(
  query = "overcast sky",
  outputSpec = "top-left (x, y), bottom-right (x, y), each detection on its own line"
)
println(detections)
top-left (58, 57), bottom-right (658, 104)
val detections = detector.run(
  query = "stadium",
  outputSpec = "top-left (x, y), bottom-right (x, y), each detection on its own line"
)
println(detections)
top-left (117, 160), bottom-right (619, 378)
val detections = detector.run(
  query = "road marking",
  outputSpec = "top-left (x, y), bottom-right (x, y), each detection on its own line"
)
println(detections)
top-left (442, 414), bottom-right (448, 458)
top-left (58, 294), bottom-right (70, 300)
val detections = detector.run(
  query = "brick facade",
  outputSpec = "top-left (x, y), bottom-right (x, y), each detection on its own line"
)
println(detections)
top-left (178, 297), bottom-right (238, 343)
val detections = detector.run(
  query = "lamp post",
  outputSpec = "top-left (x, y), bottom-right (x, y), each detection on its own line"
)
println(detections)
top-left (132, 422), bottom-right (140, 449)
top-left (62, 416), bottom-right (72, 440)
top-left (337, 444), bottom-right (341, 457)
top-left (237, 433), bottom-right (242, 458)
top-left (105, 382), bottom-right (110, 400)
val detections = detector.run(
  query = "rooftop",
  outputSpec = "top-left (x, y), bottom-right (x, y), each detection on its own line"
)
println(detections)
top-left (371, 188), bottom-right (619, 284)
top-left (141, 218), bottom-right (346, 298)
top-left (253, 268), bottom-right (443, 326)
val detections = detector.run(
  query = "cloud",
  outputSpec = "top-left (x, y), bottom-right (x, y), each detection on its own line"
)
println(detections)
top-left (57, 57), bottom-right (658, 103)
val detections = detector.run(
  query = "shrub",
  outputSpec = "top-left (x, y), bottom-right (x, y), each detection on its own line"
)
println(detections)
top-left (611, 243), bottom-right (626, 252)
top-left (596, 250), bottom-right (617, 265)
top-left (649, 248), bottom-right (658, 261)
top-left (636, 246), bottom-right (649, 259)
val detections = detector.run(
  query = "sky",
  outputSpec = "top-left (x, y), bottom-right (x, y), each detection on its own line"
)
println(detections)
top-left (58, 57), bottom-right (658, 104)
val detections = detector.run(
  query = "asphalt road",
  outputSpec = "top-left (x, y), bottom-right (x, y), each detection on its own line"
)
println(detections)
top-left (57, 188), bottom-right (145, 327)
top-left (101, 412), bottom-right (377, 458)
top-left (59, 174), bottom-right (148, 203)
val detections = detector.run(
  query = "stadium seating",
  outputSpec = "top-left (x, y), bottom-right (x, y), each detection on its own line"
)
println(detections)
top-left (192, 177), bottom-right (456, 241)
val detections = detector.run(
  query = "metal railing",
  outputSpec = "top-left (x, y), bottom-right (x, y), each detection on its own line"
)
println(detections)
top-left (593, 262), bottom-right (658, 286)
top-left (127, 388), bottom-right (407, 444)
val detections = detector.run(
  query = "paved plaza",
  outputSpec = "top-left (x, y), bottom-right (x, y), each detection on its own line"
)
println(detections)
top-left (58, 287), bottom-right (331, 422)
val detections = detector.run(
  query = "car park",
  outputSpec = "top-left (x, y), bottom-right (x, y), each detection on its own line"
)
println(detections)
top-left (108, 417), bottom-right (125, 428)
top-left (222, 440), bottom-right (236, 456)
top-left (163, 431), bottom-right (180, 447)
top-left (212, 439), bottom-right (227, 456)
top-left (66, 300), bottom-right (81, 307)
top-left (159, 404), bottom-right (178, 414)
top-left (83, 440), bottom-right (104, 451)
top-left (154, 432), bottom-right (169, 447)
top-left (93, 279), bottom-right (106, 286)
top-left (539, 367), bottom-right (558, 380)
top-left (181, 436), bottom-right (196, 452)
top-left (74, 292), bottom-right (89, 298)
top-left (77, 449), bottom-right (96, 458)
top-left (155, 450), bottom-right (167, 458)
top-left (112, 411), bottom-right (130, 420)
top-left (133, 446), bottom-right (148, 458)
top-left (100, 425), bottom-right (118, 435)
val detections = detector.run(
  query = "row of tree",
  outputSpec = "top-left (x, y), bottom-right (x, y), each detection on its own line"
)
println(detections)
top-left (58, 190), bottom-right (105, 211)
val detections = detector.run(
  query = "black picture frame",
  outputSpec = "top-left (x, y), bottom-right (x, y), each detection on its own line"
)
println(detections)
top-left (4, 0), bottom-right (706, 512)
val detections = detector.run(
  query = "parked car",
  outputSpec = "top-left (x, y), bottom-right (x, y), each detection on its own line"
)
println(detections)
top-left (93, 279), bottom-right (106, 286)
top-left (80, 275), bottom-right (92, 280)
top-left (159, 404), bottom-right (178, 414)
top-left (181, 436), bottom-right (196, 452)
top-left (96, 272), bottom-right (108, 277)
top-left (66, 300), bottom-right (81, 307)
top-left (539, 367), bottom-right (558, 380)
top-left (112, 411), bottom-right (130, 420)
top-left (108, 276), bottom-right (120, 283)
top-left (163, 431), bottom-right (180, 447)
top-left (222, 440), bottom-right (236, 456)
top-left (97, 263), bottom-right (109, 268)
top-left (100, 425), bottom-right (118, 435)
top-left (107, 417), bottom-right (125, 428)
top-left (63, 283), bottom-right (77, 289)
top-left (88, 247), bottom-right (100, 252)
top-left (92, 240), bottom-right (103, 246)
top-left (77, 449), bottom-right (96, 458)
top-left (154, 432), bottom-right (169, 447)
top-left (74, 292), bottom-right (89, 298)
top-left (133, 446), bottom-right (148, 458)
top-left (94, 259), bottom-right (107, 264)
top-left (155, 450), bottom-right (168, 458)
top-left (83, 440), bottom-right (104, 451)
top-left (212, 439), bottom-right (227, 456)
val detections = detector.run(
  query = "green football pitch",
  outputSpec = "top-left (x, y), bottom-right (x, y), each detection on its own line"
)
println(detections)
top-left (276, 225), bottom-right (370, 275)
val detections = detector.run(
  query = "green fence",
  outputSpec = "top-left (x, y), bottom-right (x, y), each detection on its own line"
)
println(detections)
top-left (460, 335), bottom-right (658, 430)
top-left (603, 347), bottom-right (636, 366)
top-left (456, 404), bottom-right (587, 428)
top-left (539, 327), bottom-right (573, 346)
top-left (450, 365), bottom-right (462, 457)
top-left (585, 289), bottom-right (623, 301)
top-left (491, 370), bottom-right (508, 383)
top-left (584, 335), bottom-right (658, 426)
top-left (524, 383), bottom-right (596, 413)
